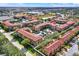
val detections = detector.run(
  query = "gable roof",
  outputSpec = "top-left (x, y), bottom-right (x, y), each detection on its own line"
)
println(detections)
top-left (16, 29), bottom-right (43, 42)
top-left (43, 26), bottom-right (79, 55)
top-left (2, 21), bottom-right (14, 27)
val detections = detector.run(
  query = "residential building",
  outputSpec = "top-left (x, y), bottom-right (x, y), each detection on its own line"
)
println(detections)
top-left (16, 28), bottom-right (43, 45)
top-left (43, 26), bottom-right (79, 55)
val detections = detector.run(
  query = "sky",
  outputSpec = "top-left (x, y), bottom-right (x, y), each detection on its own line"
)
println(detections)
top-left (0, 3), bottom-right (79, 7)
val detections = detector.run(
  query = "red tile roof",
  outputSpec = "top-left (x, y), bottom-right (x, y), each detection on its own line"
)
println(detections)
top-left (13, 20), bottom-right (39, 27)
top-left (44, 40), bottom-right (61, 55)
top-left (31, 17), bottom-right (38, 20)
top-left (16, 29), bottom-right (43, 42)
top-left (50, 21), bottom-right (57, 27)
top-left (27, 16), bottom-right (32, 19)
top-left (58, 24), bottom-right (68, 30)
top-left (34, 22), bottom-right (50, 31)
top-left (2, 21), bottom-right (14, 27)
top-left (55, 19), bottom-right (67, 23)
top-left (66, 21), bottom-right (75, 25)
top-left (72, 26), bottom-right (79, 33)
top-left (61, 26), bottom-right (79, 42)
top-left (34, 21), bottom-right (57, 31)
top-left (57, 21), bottom-right (75, 31)
top-left (43, 26), bottom-right (79, 55)
top-left (61, 31), bottom-right (73, 41)
top-left (50, 20), bottom-right (56, 24)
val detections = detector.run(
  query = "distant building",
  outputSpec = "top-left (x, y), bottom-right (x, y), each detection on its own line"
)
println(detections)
top-left (54, 17), bottom-right (67, 24)
top-left (34, 22), bottom-right (56, 31)
top-left (33, 22), bottom-right (50, 31)
top-left (1, 20), bottom-right (15, 31)
top-left (56, 21), bottom-right (75, 31)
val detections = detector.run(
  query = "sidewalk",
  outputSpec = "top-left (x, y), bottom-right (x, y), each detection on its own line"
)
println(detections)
top-left (0, 29), bottom-right (33, 56)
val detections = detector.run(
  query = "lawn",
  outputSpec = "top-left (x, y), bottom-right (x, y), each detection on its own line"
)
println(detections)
top-left (0, 32), bottom-right (25, 56)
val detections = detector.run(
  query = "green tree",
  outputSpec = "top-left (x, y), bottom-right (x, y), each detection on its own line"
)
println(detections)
top-left (21, 38), bottom-right (30, 46)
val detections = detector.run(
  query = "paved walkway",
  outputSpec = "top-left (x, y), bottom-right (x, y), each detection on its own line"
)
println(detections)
top-left (0, 29), bottom-right (33, 56)
top-left (26, 51), bottom-right (33, 56)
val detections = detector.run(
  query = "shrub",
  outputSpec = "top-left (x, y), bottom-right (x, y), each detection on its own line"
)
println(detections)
top-left (0, 32), bottom-right (25, 56)
top-left (21, 38), bottom-right (30, 46)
